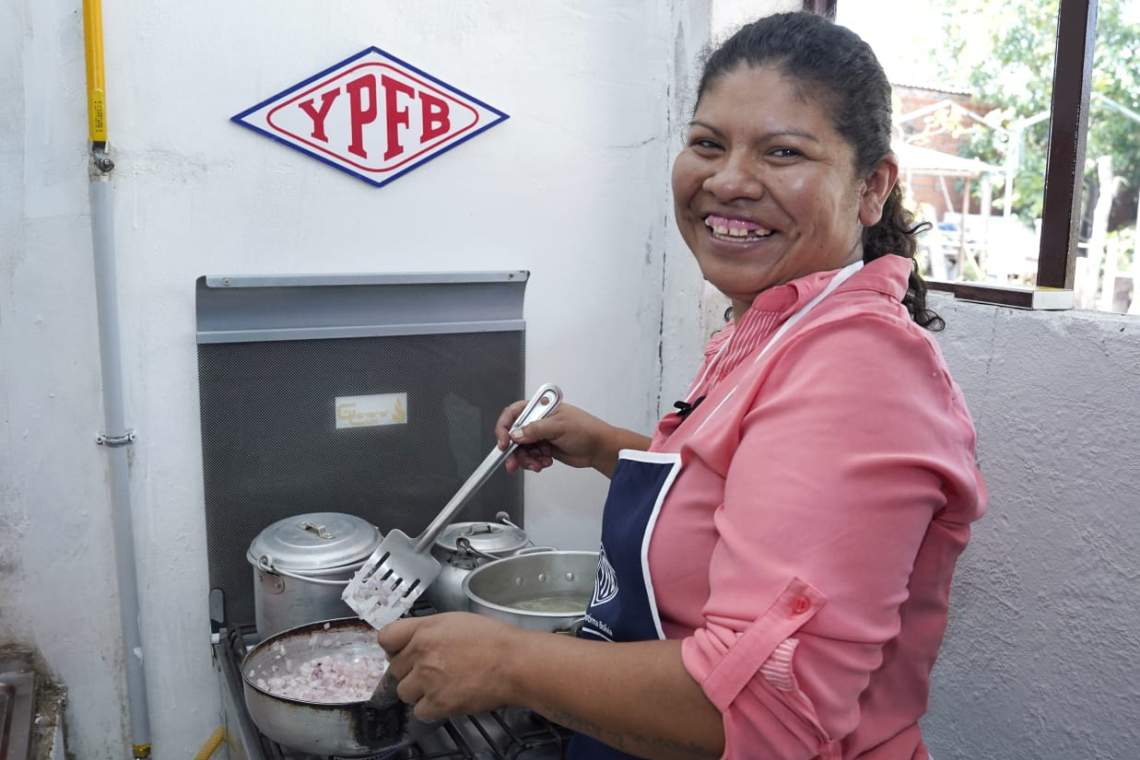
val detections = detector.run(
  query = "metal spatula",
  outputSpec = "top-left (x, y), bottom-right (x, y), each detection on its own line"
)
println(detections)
top-left (343, 383), bottom-right (564, 629)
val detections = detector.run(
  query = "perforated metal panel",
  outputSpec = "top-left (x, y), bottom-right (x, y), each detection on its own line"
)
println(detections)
top-left (195, 273), bottom-right (527, 630)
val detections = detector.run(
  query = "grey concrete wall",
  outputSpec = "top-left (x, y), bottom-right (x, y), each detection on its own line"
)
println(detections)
top-left (924, 295), bottom-right (1140, 760)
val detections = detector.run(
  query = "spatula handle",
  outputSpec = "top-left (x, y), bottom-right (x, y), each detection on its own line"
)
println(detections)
top-left (412, 384), bottom-right (563, 553)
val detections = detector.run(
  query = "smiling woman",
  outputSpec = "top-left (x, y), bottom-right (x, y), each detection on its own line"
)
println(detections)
top-left (376, 13), bottom-right (987, 760)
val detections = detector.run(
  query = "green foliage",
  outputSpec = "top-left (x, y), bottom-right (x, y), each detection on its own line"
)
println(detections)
top-left (1108, 226), bottom-right (1136, 270)
top-left (937, 0), bottom-right (1140, 228)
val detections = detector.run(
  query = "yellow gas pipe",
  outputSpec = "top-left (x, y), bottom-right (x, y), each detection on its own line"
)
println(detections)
top-left (191, 727), bottom-right (225, 760)
top-left (83, 0), bottom-right (107, 144)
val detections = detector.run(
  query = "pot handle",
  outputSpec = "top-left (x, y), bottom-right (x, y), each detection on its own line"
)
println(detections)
top-left (454, 536), bottom-right (502, 562)
top-left (493, 513), bottom-right (558, 555)
top-left (455, 536), bottom-right (556, 561)
top-left (494, 511), bottom-right (521, 530)
top-left (553, 617), bottom-right (586, 636)
top-left (256, 555), bottom-right (350, 586)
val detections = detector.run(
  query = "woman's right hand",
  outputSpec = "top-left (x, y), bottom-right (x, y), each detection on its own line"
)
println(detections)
top-left (495, 402), bottom-right (605, 473)
top-left (495, 401), bottom-right (647, 477)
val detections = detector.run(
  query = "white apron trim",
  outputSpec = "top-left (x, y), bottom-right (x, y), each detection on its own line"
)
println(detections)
top-left (616, 448), bottom-right (682, 641)
top-left (696, 260), bottom-right (864, 434)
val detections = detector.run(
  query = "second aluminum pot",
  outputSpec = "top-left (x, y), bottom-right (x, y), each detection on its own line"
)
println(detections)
top-left (423, 513), bottom-right (535, 613)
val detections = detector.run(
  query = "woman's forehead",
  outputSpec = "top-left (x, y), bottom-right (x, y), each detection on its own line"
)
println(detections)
top-left (693, 66), bottom-right (839, 132)
top-left (700, 63), bottom-right (821, 105)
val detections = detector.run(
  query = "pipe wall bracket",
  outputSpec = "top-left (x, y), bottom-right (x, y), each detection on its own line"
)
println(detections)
top-left (96, 430), bottom-right (136, 447)
top-left (91, 142), bottom-right (115, 174)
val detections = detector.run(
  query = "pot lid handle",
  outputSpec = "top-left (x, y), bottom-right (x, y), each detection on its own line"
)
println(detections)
top-left (297, 521), bottom-right (335, 540)
top-left (495, 511), bottom-right (521, 531)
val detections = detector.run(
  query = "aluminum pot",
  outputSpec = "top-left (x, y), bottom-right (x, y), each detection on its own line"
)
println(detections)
top-left (247, 513), bottom-right (381, 640)
top-left (423, 512), bottom-right (535, 613)
top-left (241, 617), bottom-right (409, 757)
top-left (463, 550), bottom-right (598, 633)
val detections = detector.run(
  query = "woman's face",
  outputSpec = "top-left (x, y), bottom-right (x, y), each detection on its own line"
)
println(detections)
top-left (672, 64), bottom-right (896, 320)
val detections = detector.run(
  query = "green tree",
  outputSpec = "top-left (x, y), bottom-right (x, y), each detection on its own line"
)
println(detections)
top-left (937, 0), bottom-right (1140, 230)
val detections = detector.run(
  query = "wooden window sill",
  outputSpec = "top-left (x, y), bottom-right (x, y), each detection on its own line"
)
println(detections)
top-left (926, 280), bottom-right (1074, 310)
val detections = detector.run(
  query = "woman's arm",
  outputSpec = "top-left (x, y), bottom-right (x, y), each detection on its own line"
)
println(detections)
top-left (378, 612), bottom-right (724, 760)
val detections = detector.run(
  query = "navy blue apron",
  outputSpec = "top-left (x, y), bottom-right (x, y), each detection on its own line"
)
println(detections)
top-left (568, 450), bottom-right (681, 760)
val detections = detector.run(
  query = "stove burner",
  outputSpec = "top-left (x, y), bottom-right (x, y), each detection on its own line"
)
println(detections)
top-left (214, 616), bottom-right (572, 760)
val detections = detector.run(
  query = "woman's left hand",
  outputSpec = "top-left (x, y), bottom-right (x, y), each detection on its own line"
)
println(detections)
top-left (377, 612), bottom-right (522, 722)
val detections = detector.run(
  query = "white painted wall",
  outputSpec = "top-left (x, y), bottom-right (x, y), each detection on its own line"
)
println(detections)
top-left (1, 1), bottom-right (715, 756)
top-left (712, 0), bottom-right (802, 42)
top-left (5, 2), bottom-right (1140, 760)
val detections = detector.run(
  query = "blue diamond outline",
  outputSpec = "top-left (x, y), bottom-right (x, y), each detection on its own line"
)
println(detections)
top-left (231, 46), bottom-right (510, 188)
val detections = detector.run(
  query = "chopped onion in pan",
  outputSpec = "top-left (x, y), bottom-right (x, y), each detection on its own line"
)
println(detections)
top-left (255, 651), bottom-right (388, 703)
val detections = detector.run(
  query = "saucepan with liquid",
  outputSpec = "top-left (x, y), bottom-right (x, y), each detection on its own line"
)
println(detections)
top-left (462, 550), bottom-right (598, 633)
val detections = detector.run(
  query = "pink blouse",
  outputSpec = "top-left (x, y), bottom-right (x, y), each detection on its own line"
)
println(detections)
top-left (647, 255), bottom-right (987, 760)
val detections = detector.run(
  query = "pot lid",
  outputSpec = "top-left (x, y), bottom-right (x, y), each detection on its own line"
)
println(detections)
top-left (437, 521), bottom-right (529, 555)
top-left (247, 512), bottom-right (381, 571)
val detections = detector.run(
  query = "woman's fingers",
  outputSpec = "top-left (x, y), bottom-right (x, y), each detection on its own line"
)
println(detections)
top-left (377, 618), bottom-right (417, 656)
top-left (414, 698), bottom-right (446, 723)
top-left (374, 613), bottom-right (521, 720)
top-left (395, 674), bottom-right (425, 705)
top-left (494, 399), bottom-right (530, 450)
top-left (497, 401), bottom-right (603, 471)
top-left (508, 442), bottom-right (551, 471)
top-left (508, 416), bottom-right (557, 444)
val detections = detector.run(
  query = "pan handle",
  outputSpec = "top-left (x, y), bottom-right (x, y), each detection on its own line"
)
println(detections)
top-left (513, 546), bottom-right (557, 556)
top-left (368, 672), bottom-right (402, 707)
top-left (552, 617), bottom-right (586, 636)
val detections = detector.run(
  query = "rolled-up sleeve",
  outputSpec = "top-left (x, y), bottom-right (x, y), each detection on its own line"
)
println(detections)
top-left (678, 314), bottom-right (981, 760)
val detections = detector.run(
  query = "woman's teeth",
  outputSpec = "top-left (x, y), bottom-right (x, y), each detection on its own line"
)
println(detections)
top-left (704, 217), bottom-right (774, 240)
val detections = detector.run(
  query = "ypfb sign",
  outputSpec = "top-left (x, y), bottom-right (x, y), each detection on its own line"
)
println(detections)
top-left (232, 47), bottom-right (509, 188)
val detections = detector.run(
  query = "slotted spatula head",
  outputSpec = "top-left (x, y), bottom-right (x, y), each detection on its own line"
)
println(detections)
top-left (342, 528), bottom-right (439, 630)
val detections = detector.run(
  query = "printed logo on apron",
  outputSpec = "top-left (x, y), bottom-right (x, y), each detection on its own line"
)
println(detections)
top-left (592, 547), bottom-right (619, 607)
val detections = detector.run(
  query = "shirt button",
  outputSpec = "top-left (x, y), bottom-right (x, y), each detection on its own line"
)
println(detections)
top-left (791, 596), bottom-right (811, 615)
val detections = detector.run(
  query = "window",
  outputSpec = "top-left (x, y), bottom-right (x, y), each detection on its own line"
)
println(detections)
top-left (815, 0), bottom-right (1127, 311)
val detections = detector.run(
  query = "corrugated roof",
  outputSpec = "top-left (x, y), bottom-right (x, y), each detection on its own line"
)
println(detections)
top-left (893, 141), bottom-right (1002, 177)
top-left (890, 80), bottom-right (974, 97)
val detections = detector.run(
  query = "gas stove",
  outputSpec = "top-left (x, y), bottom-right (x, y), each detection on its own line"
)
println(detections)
top-left (196, 273), bottom-right (557, 758)
top-left (212, 621), bottom-right (572, 760)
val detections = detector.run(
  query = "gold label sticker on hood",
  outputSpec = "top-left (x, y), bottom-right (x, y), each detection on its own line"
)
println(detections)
top-left (335, 393), bottom-right (407, 428)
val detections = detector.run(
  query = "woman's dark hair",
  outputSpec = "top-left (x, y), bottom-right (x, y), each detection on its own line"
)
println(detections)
top-left (695, 12), bottom-right (944, 330)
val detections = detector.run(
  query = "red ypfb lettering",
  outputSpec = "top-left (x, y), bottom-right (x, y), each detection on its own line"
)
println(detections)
top-left (298, 89), bottom-right (341, 143)
top-left (381, 74), bottom-right (416, 160)
top-left (346, 74), bottom-right (378, 159)
top-left (419, 91), bottom-right (451, 143)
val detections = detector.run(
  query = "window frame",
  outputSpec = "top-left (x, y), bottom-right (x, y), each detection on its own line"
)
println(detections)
top-left (807, 0), bottom-right (1099, 309)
